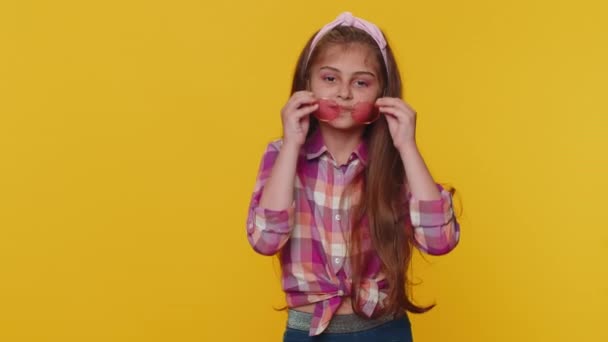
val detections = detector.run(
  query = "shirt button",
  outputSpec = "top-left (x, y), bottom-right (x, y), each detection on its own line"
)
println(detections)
top-left (334, 257), bottom-right (341, 264)
top-left (335, 214), bottom-right (341, 221)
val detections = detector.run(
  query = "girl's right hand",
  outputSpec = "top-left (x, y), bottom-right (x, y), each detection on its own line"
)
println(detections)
top-left (281, 91), bottom-right (318, 147)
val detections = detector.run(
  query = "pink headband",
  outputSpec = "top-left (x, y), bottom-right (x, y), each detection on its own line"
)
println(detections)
top-left (307, 12), bottom-right (388, 69)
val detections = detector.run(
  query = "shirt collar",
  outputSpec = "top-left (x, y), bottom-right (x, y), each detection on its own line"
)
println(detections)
top-left (303, 128), bottom-right (369, 166)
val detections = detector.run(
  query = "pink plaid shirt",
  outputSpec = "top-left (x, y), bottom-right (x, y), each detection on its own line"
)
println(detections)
top-left (246, 129), bottom-right (460, 336)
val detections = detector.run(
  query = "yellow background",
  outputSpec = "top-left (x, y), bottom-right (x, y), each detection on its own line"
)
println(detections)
top-left (1, 0), bottom-right (607, 341)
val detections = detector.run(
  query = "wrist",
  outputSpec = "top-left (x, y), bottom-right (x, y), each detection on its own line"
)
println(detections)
top-left (281, 139), bottom-right (302, 152)
top-left (398, 141), bottom-right (418, 156)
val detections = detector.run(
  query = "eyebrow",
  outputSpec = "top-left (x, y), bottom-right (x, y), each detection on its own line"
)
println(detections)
top-left (319, 66), bottom-right (377, 78)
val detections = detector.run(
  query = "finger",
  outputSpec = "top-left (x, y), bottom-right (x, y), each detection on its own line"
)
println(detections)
top-left (293, 103), bottom-right (319, 118)
top-left (378, 106), bottom-right (403, 118)
top-left (291, 91), bottom-right (315, 103)
top-left (384, 111), bottom-right (399, 128)
top-left (289, 92), bottom-right (317, 111)
top-left (377, 97), bottom-right (410, 112)
top-left (296, 116), bottom-right (310, 135)
top-left (385, 115), bottom-right (398, 127)
top-left (293, 90), bottom-right (315, 97)
top-left (400, 100), bottom-right (416, 113)
top-left (377, 98), bottom-right (412, 113)
top-left (375, 97), bottom-right (401, 107)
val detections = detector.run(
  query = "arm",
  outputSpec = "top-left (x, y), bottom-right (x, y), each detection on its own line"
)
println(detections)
top-left (376, 97), bottom-right (460, 255)
top-left (400, 144), bottom-right (460, 255)
top-left (246, 90), bottom-right (318, 255)
top-left (246, 141), bottom-right (300, 256)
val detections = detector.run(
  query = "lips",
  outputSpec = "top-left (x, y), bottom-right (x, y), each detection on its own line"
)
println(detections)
top-left (313, 99), bottom-right (380, 124)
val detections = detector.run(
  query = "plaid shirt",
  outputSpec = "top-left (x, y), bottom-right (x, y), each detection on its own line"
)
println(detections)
top-left (246, 129), bottom-right (460, 336)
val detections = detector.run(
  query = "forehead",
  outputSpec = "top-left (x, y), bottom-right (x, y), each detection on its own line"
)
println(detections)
top-left (311, 43), bottom-right (380, 72)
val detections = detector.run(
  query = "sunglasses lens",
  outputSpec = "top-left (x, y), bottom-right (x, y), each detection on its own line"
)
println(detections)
top-left (352, 102), bottom-right (380, 124)
top-left (313, 99), bottom-right (341, 122)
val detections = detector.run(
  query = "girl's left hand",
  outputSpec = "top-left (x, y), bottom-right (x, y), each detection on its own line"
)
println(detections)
top-left (375, 97), bottom-right (417, 152)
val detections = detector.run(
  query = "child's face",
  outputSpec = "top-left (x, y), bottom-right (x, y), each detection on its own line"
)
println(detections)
top-left (308, 43), bottom-right (383, 128)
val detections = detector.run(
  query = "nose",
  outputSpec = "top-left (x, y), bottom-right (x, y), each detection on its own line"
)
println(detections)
top-left (337, 83), bottom-right (353, 101)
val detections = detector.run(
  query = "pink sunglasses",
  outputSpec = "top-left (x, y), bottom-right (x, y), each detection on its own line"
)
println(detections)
top-left (313, 98), bottom-right (381, 124)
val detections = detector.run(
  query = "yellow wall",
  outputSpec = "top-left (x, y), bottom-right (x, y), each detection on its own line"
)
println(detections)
top-left (1, 1), bottom-right (606, 341)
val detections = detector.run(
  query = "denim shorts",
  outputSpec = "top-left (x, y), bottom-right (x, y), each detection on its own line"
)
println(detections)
top-left (283, 310), bottom-right (413, 342)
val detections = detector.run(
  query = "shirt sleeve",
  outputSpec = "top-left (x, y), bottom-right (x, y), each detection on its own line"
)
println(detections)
top-left (408, 184), bottom-right (460, 255)
top-left (246, 141), bottom-right (295, 256)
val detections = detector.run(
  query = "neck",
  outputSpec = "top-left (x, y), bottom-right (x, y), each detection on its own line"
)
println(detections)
top-left (318, 124), bottom-right (365, 165)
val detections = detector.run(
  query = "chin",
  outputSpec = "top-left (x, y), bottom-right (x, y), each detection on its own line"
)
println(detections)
top-left (323, 117), bottom-right (364, 131)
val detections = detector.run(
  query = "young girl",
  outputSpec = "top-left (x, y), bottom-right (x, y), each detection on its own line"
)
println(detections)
top-left (246, 12), bottom-right (460, 341)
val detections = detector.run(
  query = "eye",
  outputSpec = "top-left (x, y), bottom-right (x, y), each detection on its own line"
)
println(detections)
top-left (322, 75), bottom-right (336, 83)
top-left (354, 80), bottom-right (369, 87)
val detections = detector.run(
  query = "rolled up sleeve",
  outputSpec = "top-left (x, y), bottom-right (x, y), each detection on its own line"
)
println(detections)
top-left (246, 141), bottom-right (295, 256)
top-left (408, 184), bottom-right (460, 255)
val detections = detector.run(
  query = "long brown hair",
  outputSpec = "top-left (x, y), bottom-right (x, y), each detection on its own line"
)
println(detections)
top-left (290, 26), bottom-right (435, 317)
